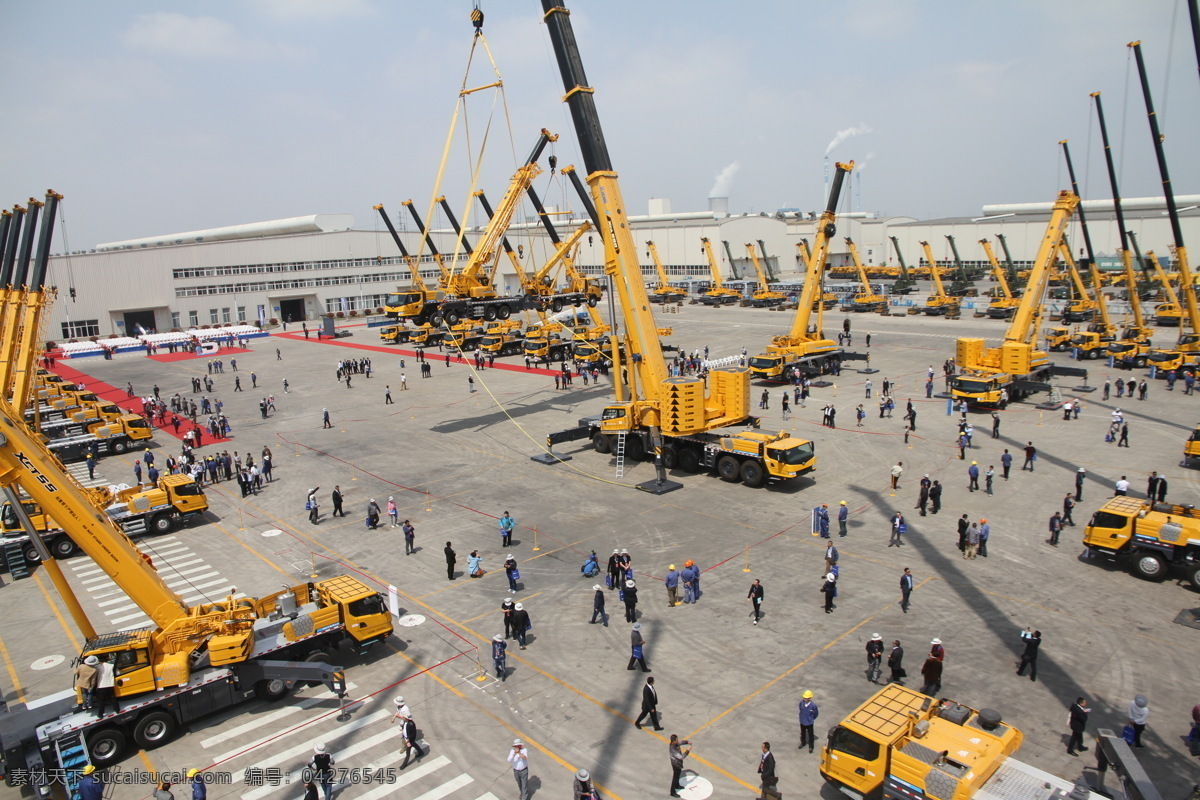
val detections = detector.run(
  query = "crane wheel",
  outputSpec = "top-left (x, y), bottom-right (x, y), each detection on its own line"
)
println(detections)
top-left (133, 710), bottom-right (177, 749)
top-left (51, 536), bottom-right (78, 559)
top-left (1131, 552), bottom-right (1167, 581)
top-left (22, 544), bottom-right (42, 564)
top-left (497, 305), bottom-right (512, 320)
top-left (625, 437), bottom-right (645, 462)
top-left (484, 307), bottom-right (497, 321)
top-left (678, 449), bottom-right (701, 473)
top-left (112, 440), bottom-right (128, 454)
top-left (740, 460), bottom-right (766, 487)
top-left (1187, 564), bottom-right (1200, 592)
top-left (430, 314), bottom-right (444, 327)
top-left (592, 433), bottom-right (611, 454)
top-left (1133, 357), bottom-right (1147, 368)
top-left (588, 297), bottom-right (598, 308)
top-left (88, 727), bottom-right (128, 766)
top-left (150, 513), bottom-right (174, 535)
top-left (717, 455), bottom-right (741, 482)
top-left (662, 446), bottom-right (678, 469)
top-left (444, 310), bottom-right (460, 325)
top-left (551, 299), bottom-right (564, 313)
top-left (255, 678), bottom-right (290, 701)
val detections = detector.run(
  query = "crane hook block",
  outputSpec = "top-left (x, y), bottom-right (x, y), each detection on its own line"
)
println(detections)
top-left (471, 8), bottom-right (484, 31)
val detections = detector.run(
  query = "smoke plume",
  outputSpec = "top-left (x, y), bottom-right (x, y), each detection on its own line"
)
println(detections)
top-left (709, 161), bottom-right (740, 198)
top-left (825, 124), bottom-right (872, 155)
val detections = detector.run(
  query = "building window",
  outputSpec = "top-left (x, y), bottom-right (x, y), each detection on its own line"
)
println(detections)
top-left (188, 310), bottom-right (199, 327)
top-left (61, 319), bottom-right (100, 339)
top-left (209, 309), bottom-right (219, 324)
top-left (236, 306), bottom-right (246, 322)
top-left (170, 312), bottom-right (181, 329)
top-left (221, 307), bottom-right (232, 323)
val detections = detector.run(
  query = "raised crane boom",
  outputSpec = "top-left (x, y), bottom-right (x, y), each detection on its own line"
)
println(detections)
top-left (790, 162), bottom-right (852, 340)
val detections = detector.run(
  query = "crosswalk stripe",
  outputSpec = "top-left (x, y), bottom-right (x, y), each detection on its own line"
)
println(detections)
top-left (104, 604), bottom-right (141, 617)
top-left (347, 756), bottom-right (452, 800)
top-left (97, 595), bottom-right (137, 608)
top-left (199, 684), bottom-right (360, 748)
top-left (143, 545), bottom-right (191, 558)
top-left (166, 570), bottom-right (219, 586)
top-left (230, 719), bottom-right (393, 798)
top-left (473, 793), bottom-right (499, 800)
top-left (155, 557), bottom-right (205, 572)
top-left (117, 622), bottom-right (151, 632)
top-left (412, 774), bottom-right (473, 800)
top-left (217, 709), bottom-right (391, 780)
top-left (70, 564), bottom-right (105, 577)
top-left (81, 574), bottom-right (116, 586)
top-left (163, 564), bottom-right (215, 578)
top-left (176, 577), bottom-right (234, 594)
top-left (110, 610), bottom-right (151, 624)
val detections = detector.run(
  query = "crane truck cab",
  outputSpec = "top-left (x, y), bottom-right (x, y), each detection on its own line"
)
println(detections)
top-left (748, 340), bottom-right (843, 382)
top-left (378, 324), bottom-right (413, 344)
top-left (1185, 425), bottom-right (1200, 468)
top-left (1044, 326), bottom-right (1073, 351)
top-left (1082, 495), bottom-right (1200, 588)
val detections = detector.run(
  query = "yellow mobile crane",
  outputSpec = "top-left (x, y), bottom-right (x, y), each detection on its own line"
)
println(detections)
top-left (1126, 40), bottom-right (1200, 377)
top-left (950, 191), bottom-right (1090, 407)
top-left (540, 1), bottom-right (815, 490)
top-left (744, 243), bottom-right (787, 307)
top-left (646, 241), bottom-right (685, 304)
top-left (0, 199), bottom-right (393, 788)
top-left (980, 239), bottom-right (1020, 319)
top-left (1150, 250), bottom-right (1185, 327)
top-left (915, 241), bottom-right (961, 316)
top-left (839, 237), bottom-right (888, 313)
top-left (697, 237), bottom-right (741, 305)
top-left (747, 163), bottom-right (866, 382)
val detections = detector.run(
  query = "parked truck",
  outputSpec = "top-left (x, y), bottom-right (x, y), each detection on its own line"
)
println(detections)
top-left (1082, 495), bottom-right (1200, 587)
top-left (2, 474), bottom-right (208, 563)
top-left (822, 684), bottom-right (1105, 800)
top-left (43, 414), bottom-right (153, 462)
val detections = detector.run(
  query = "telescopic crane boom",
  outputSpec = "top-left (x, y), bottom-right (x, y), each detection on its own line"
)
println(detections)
top-left (541, 0), bottom-right (816, 490)
top-left (980, 239), bottom-right (1020, 319)
top-left (698, 237), bottom-right (741, 305)
top-left (744, 243), bottom-right (786, 307)
top-left (916, 241), bottom-right (960, 315)
top-left (646, 241), bottom-right (685, 304)
top-left (840, 237), bottom-right (887, 312)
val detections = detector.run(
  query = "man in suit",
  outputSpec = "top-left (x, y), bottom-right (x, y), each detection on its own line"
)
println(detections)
top-left (888, 640), bottom-right (905, 684)
top-left (757, 742), bottom-right (778, 799)
top-left (634, 676), bottom-right (661, 730)
top-left (1067, 697), bottom-right (1090, 756)
top-left (899, 568), bottom-right (914, 613)
top-left (444, 542), bottom-right (456, 581)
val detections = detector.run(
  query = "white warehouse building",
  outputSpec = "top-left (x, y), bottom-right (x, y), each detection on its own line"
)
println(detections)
top-left (42, 195), bottom-right (1200, 344)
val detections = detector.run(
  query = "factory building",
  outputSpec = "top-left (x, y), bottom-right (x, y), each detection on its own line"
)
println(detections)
top-left (42, 195), bottom-right (1200, 343)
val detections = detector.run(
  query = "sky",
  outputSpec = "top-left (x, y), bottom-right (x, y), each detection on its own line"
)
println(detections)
top-left (3, 1), bottom-right (1198, 250)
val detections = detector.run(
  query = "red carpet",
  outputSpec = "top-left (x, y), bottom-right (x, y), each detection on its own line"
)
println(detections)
top-left (49, 362), bottom-right (228, 446)
top-left (148, 346), bottom-right (251, 363)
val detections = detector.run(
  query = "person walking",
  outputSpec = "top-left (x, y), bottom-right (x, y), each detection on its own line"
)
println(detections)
top-left (402, 520), bottom-right (416, 554)
top-left (967, 461), bottom-right (979, 492)
top-left (491, 634), bottom-right (508, 682)
top-left (929, 481), bottom-right (942, 514)
top-left (668, 735), bottom-right (691, 798)
top-left (504, 554), bottom-right (520, 593)
top-left (322, 408), bottom-right (331, 429)
top-left (366, 498), bottom-right (381, 530)
top-left (499, 511), bottom-right (516, 547)
top-left (511, 603), bottom-right (530, 650)
top-left (507, 740), bottom-right (530, 800)
top-left (622, 579), bottom-right (639, 622)
top-left (823, 541), bottom-right (839, 574)
top-left (590, 584), bottom-right (608, 626)
top-left (1067, 697), bottom-right (1090, 756)
top-left (747, 578), bottom-right (765, 625)
top-left (634, 675), bottom-right (661, 728)
top-left (665, 564), bottom-right (680, 608)
top-left (821, 572), bottom-right (837, 614)
top-left (984, 466), bottom-right (994, 496)
top-left (308, 745), bottom-right (335, 800)
top-left (899, 567), bottom-right (914, 613)
top-left (866, 633), bottom-right (884, 684)
top-left (1000, 449), bottom-right (1012, 481)
top-left (888, 640), bottom-right (906, 684)
top-left (798, 690), bottom-right (819, 753)
top-left (1063, 495), bottom-right (1076, 527)
top-left (1075, 467), bottom-right (1086, 501)
top-left (1048, 511), bottom-right (1063, 546)
top-left (1016, 627), bottom-right (1040, 681)
top-left (307, 489), bottom-right (320, 525)
top-left (889, 512), bottom-right (905, 547)
top-left (1118, 422), bottom-right (1129, 447)
top-left (399, 709), bottom-right (425, 766)
top-left (837, 500), bottom-right (848, 537)
top-left (757, 742), bottom-right (778, 800)
top-left (919, 654), bottom-right (943, 697)
top-left (444, 542), bottom-right (456, 581)
top-left (978, 518), bottom-right (990, 557)
top-left (1022, 441), bottom-right (1036, 471)
top-left (1156, 475), bottom-right (1168, 503)
top-left (991, 411), bottom-right (1000, 438)
top-left (1128, 695), bottom-right (1150, 748)
top-left (890, 461), bottom-right (904, 490)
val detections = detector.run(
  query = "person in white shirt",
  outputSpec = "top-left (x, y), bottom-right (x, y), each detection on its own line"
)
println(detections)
top-left (1115, 476), bottom-right (1130, 496)
top-left (507, 739), bottom-right (530, 800)
top-left (93, 655), bottom-right (116, 715)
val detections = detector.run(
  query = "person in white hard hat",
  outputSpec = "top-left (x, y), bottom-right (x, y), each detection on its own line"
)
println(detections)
top-left (74, 655), bottom-right (99, 710)
top-left (390, 696), bottom-right (411, 723)
top-left (507, 739), bottom-right (530, 800)
top-left (866, 634), bottom-right (884, 684)
top-left (308, 745), bottom-right (335, 800)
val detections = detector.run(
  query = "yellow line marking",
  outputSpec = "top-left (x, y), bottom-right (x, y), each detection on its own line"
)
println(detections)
top-left (33, 571), bottom-right (81, 651)
top-left (384, 641), bottom-right (465, 699)
top-left (137, 749), bottom-right (156, 773)
top-left (0, 631), bottom-right (26, 704)
top-left (210, 520), bottom-right (288, 575)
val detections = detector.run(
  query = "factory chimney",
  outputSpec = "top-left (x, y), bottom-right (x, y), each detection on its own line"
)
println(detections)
top-left (708, 196), bottom-right (729, 218)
